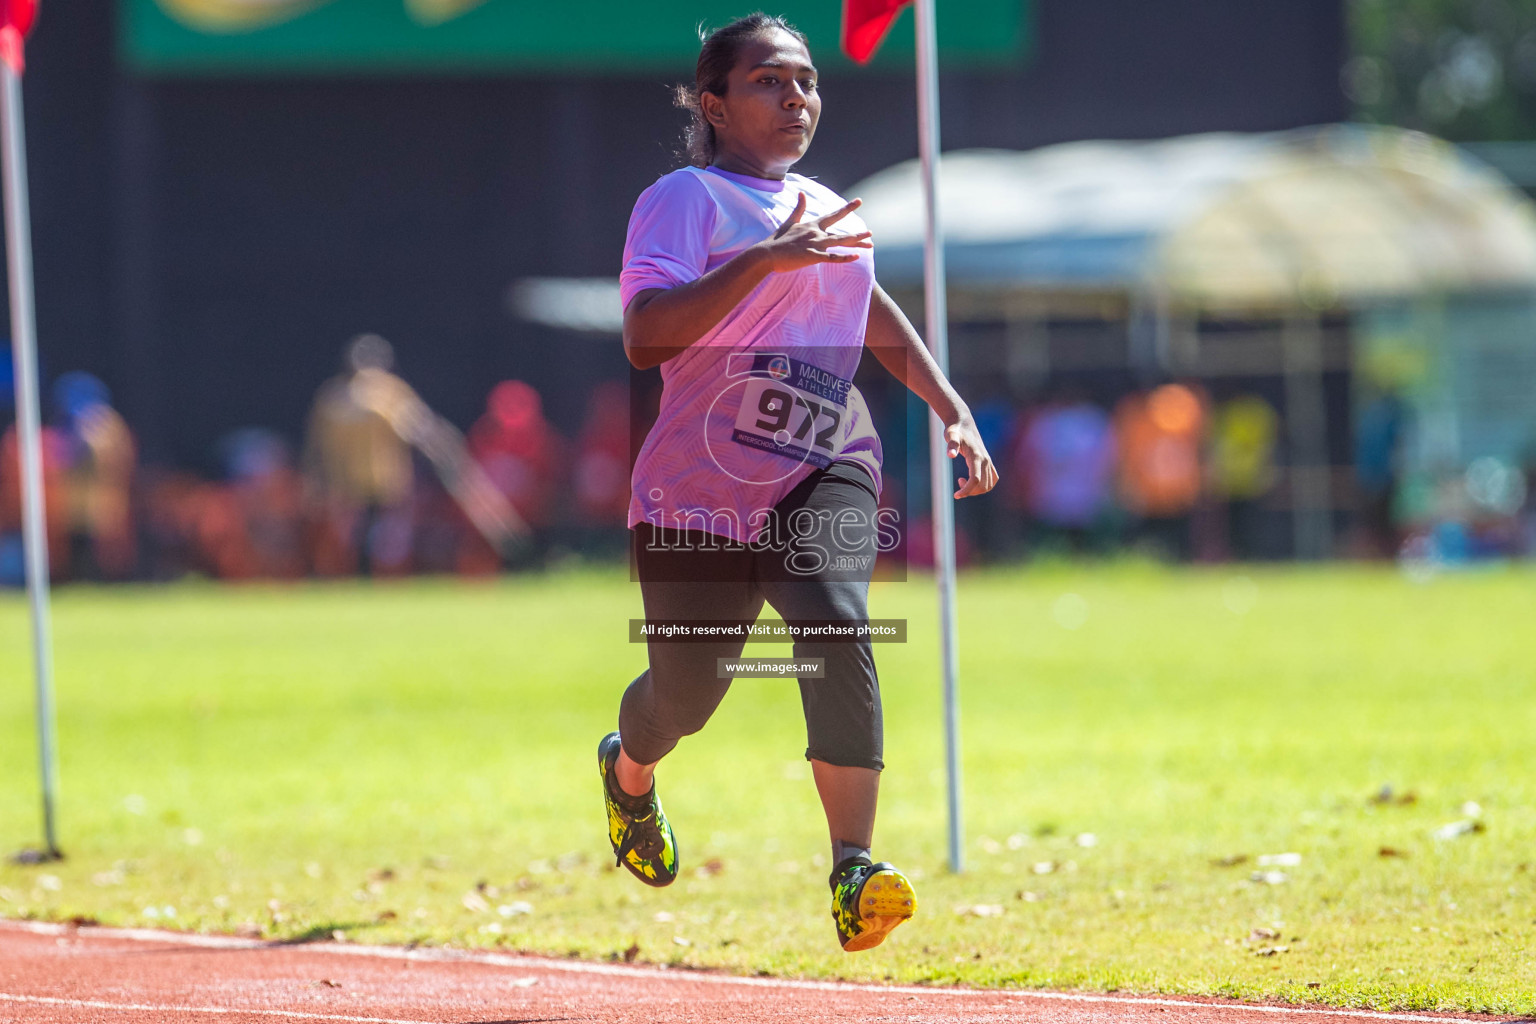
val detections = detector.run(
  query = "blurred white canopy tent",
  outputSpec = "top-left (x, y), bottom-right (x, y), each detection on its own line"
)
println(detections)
top-left (851, 124), bottom-right (1536, 311)
top-left (851, 124), bottom-right (1536, 559)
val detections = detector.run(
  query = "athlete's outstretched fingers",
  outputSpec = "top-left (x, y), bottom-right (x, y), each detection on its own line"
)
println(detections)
top-left (817, 198), bottom-right (862, 229)
top-left (810, 231), bottom-right (873, 250)
top-left (776, 192), bottom-right (808, 235)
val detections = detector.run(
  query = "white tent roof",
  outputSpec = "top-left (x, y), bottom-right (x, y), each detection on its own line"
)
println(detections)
top-left (849, 124), bottom-right (1536, 310)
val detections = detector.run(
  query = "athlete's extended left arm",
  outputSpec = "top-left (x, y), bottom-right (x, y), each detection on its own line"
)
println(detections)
top-left (863, 283), bottom-right (999, 499)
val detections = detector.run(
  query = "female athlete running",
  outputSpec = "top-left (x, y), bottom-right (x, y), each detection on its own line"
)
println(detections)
top-left (599, 12), bottom-right (998, 952)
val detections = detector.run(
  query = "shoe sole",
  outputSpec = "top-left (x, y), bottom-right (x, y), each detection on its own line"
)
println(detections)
top-left (842, 868), bottom-right (916, 952)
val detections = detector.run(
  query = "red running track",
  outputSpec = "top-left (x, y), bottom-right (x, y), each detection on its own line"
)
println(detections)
top-left (0, 921), bottom-right (1517, 1024)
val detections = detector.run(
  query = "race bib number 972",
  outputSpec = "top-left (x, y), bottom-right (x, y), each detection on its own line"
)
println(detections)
top-left (729, 353), bottom-right (851, 471)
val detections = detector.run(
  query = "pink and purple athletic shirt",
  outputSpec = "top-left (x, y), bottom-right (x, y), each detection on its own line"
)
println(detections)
top-left (620, 164), bottom-right (883, 544)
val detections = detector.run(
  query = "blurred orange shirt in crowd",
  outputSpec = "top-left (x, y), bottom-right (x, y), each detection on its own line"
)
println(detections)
top-left (1113, 384), bottom-right (1207, 517)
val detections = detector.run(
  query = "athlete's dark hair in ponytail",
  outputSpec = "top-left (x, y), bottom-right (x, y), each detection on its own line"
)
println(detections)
top-left (673, 13), bottom-right (810, 168)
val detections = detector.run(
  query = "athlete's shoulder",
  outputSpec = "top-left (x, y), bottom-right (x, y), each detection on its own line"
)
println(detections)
top-left (634, 166), bottom-right (718, 210)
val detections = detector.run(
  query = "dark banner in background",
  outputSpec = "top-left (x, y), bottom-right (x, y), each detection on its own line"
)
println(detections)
top-left (122, 0), bottom-right (1031, 74)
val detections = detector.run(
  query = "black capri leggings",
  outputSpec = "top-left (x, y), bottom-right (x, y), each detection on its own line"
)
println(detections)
top-left (619, 460), bottom-right (884, 770)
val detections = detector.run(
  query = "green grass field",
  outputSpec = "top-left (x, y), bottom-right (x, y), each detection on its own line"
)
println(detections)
top-left (1, 563), bottom-right (1532, 1012)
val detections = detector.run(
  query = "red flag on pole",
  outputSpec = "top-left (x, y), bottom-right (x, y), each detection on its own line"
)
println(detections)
top-left (1, 0), bottom-right (35, 34)
top-left (0, 0), bottom-right (36, 74)
top-left (841, 0), bottom-right (911, 64)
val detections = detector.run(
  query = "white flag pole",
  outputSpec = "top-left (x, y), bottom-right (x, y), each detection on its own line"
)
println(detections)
top-left (2, 34), bottom-right (62, 861)
top-left (912, 0), bottom-right (962, 874)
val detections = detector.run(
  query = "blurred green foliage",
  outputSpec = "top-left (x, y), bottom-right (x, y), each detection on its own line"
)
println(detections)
top-left (1349, 0), bottom-right (1536, 139)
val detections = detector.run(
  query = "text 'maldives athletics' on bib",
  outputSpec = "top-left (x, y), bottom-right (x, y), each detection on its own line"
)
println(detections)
top-left (620, 165), bottom-right (883, 545)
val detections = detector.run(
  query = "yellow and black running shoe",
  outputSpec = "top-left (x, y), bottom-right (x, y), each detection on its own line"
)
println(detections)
top-left (829, 857), bottom-right (916, 951)
top-left (597, 731), bottom-right (678, 888)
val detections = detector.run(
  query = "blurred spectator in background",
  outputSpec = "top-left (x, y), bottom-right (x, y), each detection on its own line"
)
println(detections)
top-left (135, 467), bottom-right (206, 581)
top-left (1209, 394), bottom-right (1280, 561)
top-left (468, 379), bottom-right (565, 532)
top-left (407, 476), bottom-right (479, 575)
top-left (1, 402), bottom-right (70, 586)
top-left (571, 379), bottom-right (630, 556)
top-left (1114, 383), bottom-right (1207, 560)
top-left (1352, 386), bottom-right (1409, 559)
top-left (185, 476), bottom-right (259, 580)
top-left (3, 372), bottom-right (135, 584)
top-left (303, 334), bottom-right (417, 576)
top-left (466, 379), bottom-right (565, 569)
top-left (1008, 395), bottom-right (1117, 556)
top-left (53, 373), bottom-right (138, 580)
top-left (222, 428), bottom-right (305, 579)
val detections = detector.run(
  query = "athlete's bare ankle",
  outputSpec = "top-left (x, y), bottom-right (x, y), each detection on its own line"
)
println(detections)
top-left (614, 750), bottom-right (655, 799)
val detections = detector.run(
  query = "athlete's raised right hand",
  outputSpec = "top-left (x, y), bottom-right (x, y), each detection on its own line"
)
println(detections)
top-left (755, 193), bottom-right (872, 272)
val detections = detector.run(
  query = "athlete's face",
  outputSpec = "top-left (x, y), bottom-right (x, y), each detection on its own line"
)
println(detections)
top-left (702, 30), bottom-right (820, 180)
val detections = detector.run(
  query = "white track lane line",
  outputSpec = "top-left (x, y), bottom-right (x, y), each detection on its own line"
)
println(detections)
top-left (0, 919), bottom-right (1503, 1023)
top-left (0, 992), bottom-right (442, 1024)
